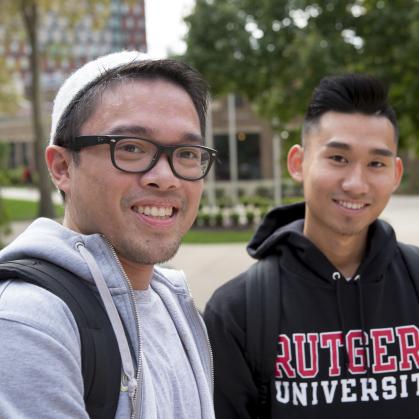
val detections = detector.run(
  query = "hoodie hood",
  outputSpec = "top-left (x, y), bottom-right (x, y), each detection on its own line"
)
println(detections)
top-left (248, 202), bottom-right (305, 259)
top-left (0, 218), bottom-right (98, 282)
top-left (247, 201), bottom-right (398, 284)
top-left (0, 217), bottom-right (187, 289)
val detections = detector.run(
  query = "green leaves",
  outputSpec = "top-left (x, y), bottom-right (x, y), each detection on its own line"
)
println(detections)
top-left (183, 0), bottom-right (419, 151)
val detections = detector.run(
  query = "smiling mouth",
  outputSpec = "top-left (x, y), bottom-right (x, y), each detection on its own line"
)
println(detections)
top-left (335, 200), bottom-right (369, 210)
top-left (132, 205), bottom-right (175, 218)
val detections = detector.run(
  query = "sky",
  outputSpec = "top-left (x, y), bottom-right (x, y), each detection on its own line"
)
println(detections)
top-left (144, 0), bottom-right (196, 58)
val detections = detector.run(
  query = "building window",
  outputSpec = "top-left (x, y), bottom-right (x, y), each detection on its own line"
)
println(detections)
top-left (214, 132), bottom-right (261, 180)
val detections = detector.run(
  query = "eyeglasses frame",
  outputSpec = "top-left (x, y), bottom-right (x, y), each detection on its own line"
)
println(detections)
top-left (65, 135), bottom-right (218, 181)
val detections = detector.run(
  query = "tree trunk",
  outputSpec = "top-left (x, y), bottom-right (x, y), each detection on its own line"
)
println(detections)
top-left (21, 0), bottom-right (55, 218)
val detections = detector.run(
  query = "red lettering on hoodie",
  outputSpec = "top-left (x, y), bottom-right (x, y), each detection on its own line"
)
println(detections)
top-left (396, 325), bottom-right (419, 371)
top-left (320, 331), bottom-right (344, 377)
top-left (293, 333), bottom-right (319, 378)
top-left (275, 335), bottom-right (296, 378)
top-left (371, 328), bottom-right (398, 373)
top-left (346, 330), bottom-right (369, 374)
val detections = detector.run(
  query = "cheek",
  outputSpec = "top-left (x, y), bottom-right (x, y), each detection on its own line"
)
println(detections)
top-left (186, 183), bottom-right (203, 214)
top-left (373, 175), bottom-right (399, 196)
top-left (71, 166), bottom-right (122, 216)
top-left (303, 167), bottom-right (331, 196)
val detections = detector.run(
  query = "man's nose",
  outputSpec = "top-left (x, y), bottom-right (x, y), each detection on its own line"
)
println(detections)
top-left (341, 164), bottom-right (369, 195)
top-left (140, 154), bottom-right (181, 190)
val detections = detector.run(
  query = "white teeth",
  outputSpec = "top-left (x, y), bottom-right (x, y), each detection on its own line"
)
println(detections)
top-left (133, 205), bottom-right (173, 217)
top-left (338, 200), bottom-right (365, 210)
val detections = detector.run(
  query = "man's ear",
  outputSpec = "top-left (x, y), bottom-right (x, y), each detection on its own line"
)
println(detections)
top-left (45, 145), bottom-right (73, 194)
top-left (287, 144), bottom-right (304, 183)
top-left (392, 156), bottom-right (404, 192)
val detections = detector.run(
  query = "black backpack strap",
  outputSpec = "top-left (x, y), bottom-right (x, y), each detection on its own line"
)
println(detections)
top-left (398, 243), bottom-right (419, 302)
top-left (245, 255), bottom-right (281, 417)
top-left (0, 258), bottom-right (121, 419)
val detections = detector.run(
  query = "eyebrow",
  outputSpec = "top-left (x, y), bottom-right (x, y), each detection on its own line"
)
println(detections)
top-left (107, 124), bottom-right (204, 144)
top-left (325, 141), bottom-right (394, 157)
top-left (107, 124), bottom-right (152, 137)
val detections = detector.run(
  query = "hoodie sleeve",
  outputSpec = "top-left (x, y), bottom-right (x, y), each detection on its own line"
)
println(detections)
top-left (0, 280), bottom-right (90, 419)
top-left (204, 273), bottom-right (259, 419)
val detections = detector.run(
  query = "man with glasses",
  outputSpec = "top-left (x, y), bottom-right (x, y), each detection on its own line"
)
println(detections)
top-left (0, 51), bottom-right (216, 419)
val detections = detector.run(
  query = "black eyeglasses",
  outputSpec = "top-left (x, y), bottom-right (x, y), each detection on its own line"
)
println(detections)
top-left (65, 135), bottom-right (218, 181)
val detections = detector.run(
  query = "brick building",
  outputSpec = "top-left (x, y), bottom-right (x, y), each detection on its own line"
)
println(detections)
top-left (0, 0), bottom-right (146, 169)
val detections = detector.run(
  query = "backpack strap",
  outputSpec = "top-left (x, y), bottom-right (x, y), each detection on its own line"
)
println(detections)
top-left (0, 258), bottom-right (121, 419)
top-left (245, 254), bottom-right (281, 417)
top-left (398, 242), bottom-right (419, 302)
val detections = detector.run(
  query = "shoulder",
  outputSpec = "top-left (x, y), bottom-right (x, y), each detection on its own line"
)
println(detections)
top-left (0, 279), bottom-right (80, 348)
top-left (208, 270), bottom-right (249, 307)
top-left (154, 265), bottom-right (189, 291)
top-left (397, 242), bottom-right (419, 280)
top-left (0, 280), bottom-right (88, 418)
top-left (397, 242), bottom-right (419, 262)
top-left (204, 264), bottom-right (257, 329)
top-left (398, 242), bottom-right (419, 253)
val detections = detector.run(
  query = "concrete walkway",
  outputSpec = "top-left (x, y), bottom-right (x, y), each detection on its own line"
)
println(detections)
top-left (2, 188), bottom-right (419, 310)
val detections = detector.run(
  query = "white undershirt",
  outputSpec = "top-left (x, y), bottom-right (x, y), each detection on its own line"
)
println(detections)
top-left (133, 287), bottom-right (202, 419)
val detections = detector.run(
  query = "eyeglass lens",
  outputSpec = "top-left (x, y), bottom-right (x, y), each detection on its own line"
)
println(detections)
top-left (113, 138), bottom-right (211, 179)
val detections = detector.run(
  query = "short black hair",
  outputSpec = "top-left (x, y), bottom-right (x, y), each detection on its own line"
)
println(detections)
top-left (303, 73), bottom-right (398, 142)
top-left (54, 59), bottom-right (209, 149)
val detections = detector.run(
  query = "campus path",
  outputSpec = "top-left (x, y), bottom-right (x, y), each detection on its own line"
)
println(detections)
top-left (2, 188), bottom-right (419, 310)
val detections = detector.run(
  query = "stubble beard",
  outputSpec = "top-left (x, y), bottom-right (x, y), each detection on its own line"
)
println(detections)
top-left (117, 194), bottom-right (189, 264)
top-left (116, 233), bottom-right (183, 265)
top-left (329, 216), bottom-right (369, 238)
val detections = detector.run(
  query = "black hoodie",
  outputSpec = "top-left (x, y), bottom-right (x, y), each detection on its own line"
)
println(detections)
top-left (204, 202), bottom-right (419, 419)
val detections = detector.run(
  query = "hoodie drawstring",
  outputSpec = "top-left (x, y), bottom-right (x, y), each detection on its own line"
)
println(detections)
top-left (333, 272), bottom-right (369, 375)
top-left (76, 242), bottom-right (138, 400)
top-left (355, 274), bottom-right (371, 375)
top-left (333, 272), bottom-right (350, 369)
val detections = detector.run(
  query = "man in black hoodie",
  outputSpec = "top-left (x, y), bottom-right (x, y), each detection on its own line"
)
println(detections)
top-left (204, 74), bottom-right (419, 419)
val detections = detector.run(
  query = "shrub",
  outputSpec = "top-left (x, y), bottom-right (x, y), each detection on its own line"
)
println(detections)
top-left (215, 212), bottom-right (224, 227)
top-left (230, 212), bottom-right (240, 227)
top-left (246, 211), bottom-right (255, 226)
top-left (255, 185), bottom-right (273, 199)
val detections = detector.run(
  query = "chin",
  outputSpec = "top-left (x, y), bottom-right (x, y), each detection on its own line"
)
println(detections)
top-left (123, 239), bottom-right (182, 266)
top-left (331, 224), bottom-right (368, 237)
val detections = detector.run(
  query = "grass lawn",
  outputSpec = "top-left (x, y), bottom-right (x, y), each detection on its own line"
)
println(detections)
top-left (182, 228), bottom-right (254, 243)
top-left (2, 198), bottom-right (64, 221)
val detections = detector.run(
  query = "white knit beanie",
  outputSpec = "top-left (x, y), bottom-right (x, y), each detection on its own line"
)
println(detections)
top-left (49, 50), bottom-right (148, 145)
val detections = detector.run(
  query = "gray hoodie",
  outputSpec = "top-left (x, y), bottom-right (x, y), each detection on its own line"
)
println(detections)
top-left (0, 218), bottom-right (214, 419)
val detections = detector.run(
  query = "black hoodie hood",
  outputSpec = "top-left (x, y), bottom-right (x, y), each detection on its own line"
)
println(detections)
top-left (247, 201), bottom-right (398, 285)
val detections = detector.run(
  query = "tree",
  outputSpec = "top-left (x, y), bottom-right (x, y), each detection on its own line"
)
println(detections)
top-left (0, 58), bottom-right (20, 248)
top-left (0, 57), bottom-right (20, 114)
top-left (183, 0), bottom-right (419, 152)
top-left (183, 0), bottom-right (359, 128)
top-left (1, 0), bottom-right (111, 218)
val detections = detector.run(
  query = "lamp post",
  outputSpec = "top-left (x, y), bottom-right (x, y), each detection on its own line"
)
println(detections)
top-left (272, 118), bottom-right (282, 206)
top-left (228, 93), bottom-right (239, 205)
top-left (205, 101), bottom-right (216, 208)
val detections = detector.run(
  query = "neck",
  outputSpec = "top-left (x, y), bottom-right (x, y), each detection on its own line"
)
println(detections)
top-left (304, 227), bottom-right (368, 279)
top-left (63, 217), bottom-right (154, 289)
top-left (119, 256), bottom-right (154, 290)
